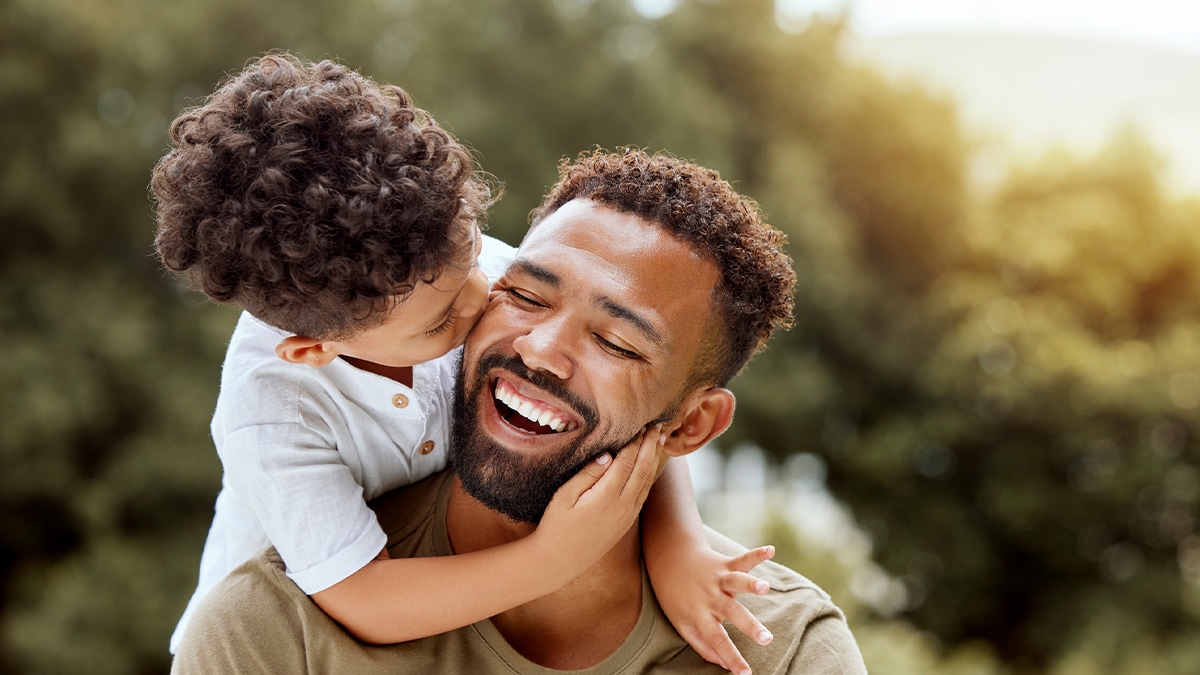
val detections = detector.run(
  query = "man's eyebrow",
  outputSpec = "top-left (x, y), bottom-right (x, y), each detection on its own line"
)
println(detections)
top-left (509, 259), bottom-right (561, 287)
top-left (598, 297), bottom-right (665, 348)
top-left (511, 259), bottom-right (664, 348)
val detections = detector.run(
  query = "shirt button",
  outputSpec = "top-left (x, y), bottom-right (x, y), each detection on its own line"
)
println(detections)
top-left (392, 394), bottom-right (409, 409)
top-left (419, 440), bottom-right (435, 455)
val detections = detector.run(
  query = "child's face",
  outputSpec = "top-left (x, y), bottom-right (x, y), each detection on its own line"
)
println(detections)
top-left (328, 226), bottom-right (490, 368)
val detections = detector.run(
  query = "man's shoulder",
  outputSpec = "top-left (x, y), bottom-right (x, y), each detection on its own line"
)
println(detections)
top-left (369, 470), bottom-right (455, 557)
top-left (703, 527), bottom-right (869, 675)
top-left (171, 549), bottom-right (312, 673)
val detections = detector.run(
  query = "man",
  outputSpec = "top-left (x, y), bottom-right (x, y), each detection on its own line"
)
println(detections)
top-left (172, 149), bottom-right (868, 674)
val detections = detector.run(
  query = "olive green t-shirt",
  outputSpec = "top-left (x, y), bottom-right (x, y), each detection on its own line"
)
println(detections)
top-left (172, 471), bottom-right (867, 674)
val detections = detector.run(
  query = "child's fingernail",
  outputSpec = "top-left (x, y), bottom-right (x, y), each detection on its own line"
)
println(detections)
top-left (757, 630), bottom-right (773, 644)
top-left (596, 454), bottom-right (611, 466)
top-left (755, 580), bottom-right (769, 594)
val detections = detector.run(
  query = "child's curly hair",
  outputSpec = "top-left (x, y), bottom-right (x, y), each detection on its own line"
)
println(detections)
top-left (531, 148), bottom-right (795, 386)
top-left (151, 53), bottom-right (493, 339)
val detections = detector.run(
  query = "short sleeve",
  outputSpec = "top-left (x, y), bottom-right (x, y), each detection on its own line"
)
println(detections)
top-left (219, 422), bottom-right (387, 594)
top-left (787, 614), bottom-right (869, 675)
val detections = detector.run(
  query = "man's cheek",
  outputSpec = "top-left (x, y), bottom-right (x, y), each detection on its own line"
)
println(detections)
top-left (476, 303), bottom-right (526, 339)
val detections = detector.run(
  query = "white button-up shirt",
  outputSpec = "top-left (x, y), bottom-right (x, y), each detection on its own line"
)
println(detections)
top-left (170, 234), bottom-right (514, 652)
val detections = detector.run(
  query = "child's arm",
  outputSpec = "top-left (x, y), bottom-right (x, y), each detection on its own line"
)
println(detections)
top-left (311, 425), bottom-right (663, 644)
top-left (641, 457), bottom-right (775, 675)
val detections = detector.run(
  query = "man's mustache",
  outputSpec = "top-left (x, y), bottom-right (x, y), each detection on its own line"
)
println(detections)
top-left (473, 351), bottom-right (600, 430)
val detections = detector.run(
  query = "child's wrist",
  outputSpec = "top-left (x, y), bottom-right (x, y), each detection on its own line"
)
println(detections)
top-left (643, 528), bottom-right (707, 559)
top-left (524, 529), bottom-right (586, 585)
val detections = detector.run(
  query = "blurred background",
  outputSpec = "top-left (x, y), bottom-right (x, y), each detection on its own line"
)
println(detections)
top-left (3, 0), bottom-right (1198, 672)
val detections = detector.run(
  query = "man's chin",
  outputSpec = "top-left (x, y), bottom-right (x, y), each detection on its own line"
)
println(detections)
top-left (453, 436), bottom-right (601, 525)
top-left (452, 399), bottom-right (612, 524)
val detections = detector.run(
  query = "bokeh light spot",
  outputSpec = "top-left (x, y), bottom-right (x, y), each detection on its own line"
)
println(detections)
top-left (98, 89), bottom-right (134, 125)
top-left (979, 339), bottom-right (1017, 376)
top-left (1149, 420), bottom-right (1187, 458)
top-left (1101, 542), bottom-right (1144, 581)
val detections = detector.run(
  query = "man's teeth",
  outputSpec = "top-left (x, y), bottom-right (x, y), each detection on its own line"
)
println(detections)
top-left (496, 385), bottom-right (575, 433)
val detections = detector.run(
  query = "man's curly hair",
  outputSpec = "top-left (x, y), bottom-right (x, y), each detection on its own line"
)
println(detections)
top-left (150, 53), bottom-right (493, 339)
top-left (530, 149), bottom-right (795, 387)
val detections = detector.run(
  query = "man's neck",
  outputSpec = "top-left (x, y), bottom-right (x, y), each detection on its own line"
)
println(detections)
top-left (445, 476), bottom-right (644, 669)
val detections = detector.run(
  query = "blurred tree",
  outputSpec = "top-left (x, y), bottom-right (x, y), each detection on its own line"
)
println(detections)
top-left (0, 1), bottom-right (243, 672)
top-left (731, 123), bottom-right (1200, 666)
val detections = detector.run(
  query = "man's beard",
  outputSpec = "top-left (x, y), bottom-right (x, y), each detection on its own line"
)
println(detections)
top-left (450, 351), bottom-right (638, 525)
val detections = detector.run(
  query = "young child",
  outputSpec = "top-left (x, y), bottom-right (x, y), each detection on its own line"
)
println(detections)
top-left (152, 53), bottom-right (774, 673)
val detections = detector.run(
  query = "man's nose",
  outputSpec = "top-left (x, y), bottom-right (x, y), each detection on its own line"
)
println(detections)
top-left (511, 315), bottom-right (574, 380)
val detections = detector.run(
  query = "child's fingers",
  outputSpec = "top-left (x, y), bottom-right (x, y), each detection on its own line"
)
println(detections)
top-left (703, 625), bottom-right (751, 675)
top-left (678, 626), bottom-right (726, 670)
top-left (568, 427), bottom-right (648, 511)
top-left (621, 424), bottom-right (663, 506)
top-left (727, 546), bottom-right (774, 573)
top-left (568, 425), bottom-right (661, 516)
top-left (588, 424), bottom-right (661, 504)
top-left (720, 571), bottom-right (771, 597)
top-left (723, 599), bottom-right (773, 647)
top-left (551, 453), bottom-right (613, 506)
top-left (594, 428), bottom-right (647, 490)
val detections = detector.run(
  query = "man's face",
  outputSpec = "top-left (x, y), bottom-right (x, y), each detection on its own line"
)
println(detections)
top-left (450, 199), bottom-right (720, 523)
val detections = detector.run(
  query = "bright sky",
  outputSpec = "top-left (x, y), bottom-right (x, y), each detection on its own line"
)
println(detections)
top-left (625, 0), bottom-right (1200, 191)
top-left (778, 0), bottom-right (1200, 55)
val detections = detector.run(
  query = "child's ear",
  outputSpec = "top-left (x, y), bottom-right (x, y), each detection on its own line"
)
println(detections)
top-left (661, 387), bottom-right (735, 458)
top-left (275, 336), bottom-right (340, 368)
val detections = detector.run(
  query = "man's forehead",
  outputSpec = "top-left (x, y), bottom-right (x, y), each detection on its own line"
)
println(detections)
top-left (517, 200), bottom-right (706, 286)
top-left (521, 199), bottom-right (682, 264)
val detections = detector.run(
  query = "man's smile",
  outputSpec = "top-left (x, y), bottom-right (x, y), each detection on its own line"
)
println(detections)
top-left (493, 377), bottom-right (581, 434)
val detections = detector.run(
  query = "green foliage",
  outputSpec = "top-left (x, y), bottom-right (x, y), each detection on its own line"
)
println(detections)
top-left (729, 113), bottom-right (1200, 668)
top-left (3, 0), bottom-right (1198, 672)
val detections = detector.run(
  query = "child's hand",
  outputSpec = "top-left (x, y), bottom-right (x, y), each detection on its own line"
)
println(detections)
top-left (532, 425), bottom-right (664, 577)
top-left (654, 544), bottom-right (777, 675)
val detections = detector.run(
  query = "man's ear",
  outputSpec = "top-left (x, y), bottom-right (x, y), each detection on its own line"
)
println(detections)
top-left (275, 336), bottom-right (340, 368)
top-left (662, 387), bottom-right (735, 458)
